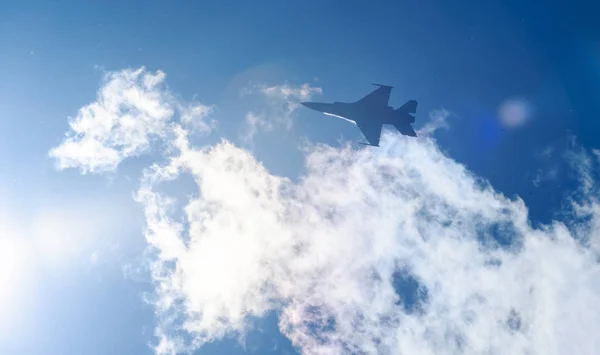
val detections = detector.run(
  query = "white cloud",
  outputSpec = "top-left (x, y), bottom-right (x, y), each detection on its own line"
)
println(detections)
top-left (531, 136), bottom-right (593, 189)
top-left (49, 67), bottom-right (213, 173)
top-left (243, 111), bottom-right (273, 145)
top-left (138, 131), bottom-right (600, 355)
top-left (51, 68), bottom-right (600, 355)
top-left (178, 101), bottom-right (216, 134)
top-left (242, 83), bottom-right (322, 143)
top-left (532, 166), bottom-right (560, 187)
top-left (416, 109), bottom-right (453, 136)
top-left (260, 83), bottom-right (323, 102)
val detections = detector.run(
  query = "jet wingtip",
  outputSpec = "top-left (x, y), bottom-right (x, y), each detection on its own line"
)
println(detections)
top-left (372, 83), bottom-right (393, 88)
top-left (300, 101), bottom-right (316, 110)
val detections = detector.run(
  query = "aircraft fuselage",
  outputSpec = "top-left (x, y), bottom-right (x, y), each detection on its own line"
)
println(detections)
top-left (301, 101), bottom-right (413, 126)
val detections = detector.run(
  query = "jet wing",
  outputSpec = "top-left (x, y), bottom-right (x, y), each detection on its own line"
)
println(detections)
top-left (356, 120), bottom-right (383, 146)
top-left (356, 84), bottom-right (393, 107)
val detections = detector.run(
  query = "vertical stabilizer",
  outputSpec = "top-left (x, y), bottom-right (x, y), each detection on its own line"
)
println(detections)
top-left (396, 100), bottom-right (418, 114)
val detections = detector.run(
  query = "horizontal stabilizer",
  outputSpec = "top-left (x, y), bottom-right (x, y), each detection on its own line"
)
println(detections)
top-left (393, 122), bottom-right (417, 137)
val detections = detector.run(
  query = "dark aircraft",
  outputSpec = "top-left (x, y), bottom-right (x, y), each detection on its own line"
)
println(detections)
top-left (300, 84), bottom-right (418, 146)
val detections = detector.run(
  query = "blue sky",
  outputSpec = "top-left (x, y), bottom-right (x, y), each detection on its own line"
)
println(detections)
top-left (1, 1), bottom-right (599, 354)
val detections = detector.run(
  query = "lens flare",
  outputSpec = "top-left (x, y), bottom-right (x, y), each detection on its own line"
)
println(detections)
top-left (498, 97), bottom-right (533, 128)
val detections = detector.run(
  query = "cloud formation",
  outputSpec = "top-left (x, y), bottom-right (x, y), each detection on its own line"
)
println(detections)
top-left (49, 67), bottom-right (213, 173)
top-left (51, 67), bottom-right (600, 355)
top-left (242, 83), bottom-right (322, 143)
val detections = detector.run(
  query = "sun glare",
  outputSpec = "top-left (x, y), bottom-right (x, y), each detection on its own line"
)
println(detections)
top-left (0, 234), bottom-right (27, 330)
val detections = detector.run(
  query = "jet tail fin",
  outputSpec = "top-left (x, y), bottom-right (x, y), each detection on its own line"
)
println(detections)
top-left (372, 83), bottom-right (393, 88)
top-left (396, 100), bottom-right (418, 123)
top-left (397, 100), bottom-right (418, 114)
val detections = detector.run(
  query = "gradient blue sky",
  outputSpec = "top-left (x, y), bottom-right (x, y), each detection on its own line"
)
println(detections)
top-left (1, 1), bottom-right (599, 354)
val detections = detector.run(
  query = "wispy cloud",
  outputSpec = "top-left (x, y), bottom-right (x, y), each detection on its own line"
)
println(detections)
top-left (51, 67), bottom-right (600, 355)
top-left (243, 111), bottom-right (272, 145)
top-left (531, 135), bottom-right (593, 189)
top-left (49, 67), bottom-right (213, 174)
top-left (241, 83), bottom-right (322, 144)
top-left (416, 108), bottom-right (454, 136)
top-left (532, 167), bottom-right (559, 187)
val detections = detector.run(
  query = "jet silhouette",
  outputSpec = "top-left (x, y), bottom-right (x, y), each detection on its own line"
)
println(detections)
top-left (301, 84), bottom-right (418, 146)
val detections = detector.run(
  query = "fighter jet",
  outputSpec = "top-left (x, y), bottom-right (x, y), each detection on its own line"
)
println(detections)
top-left (300, 84), bottom-right (418, 147)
